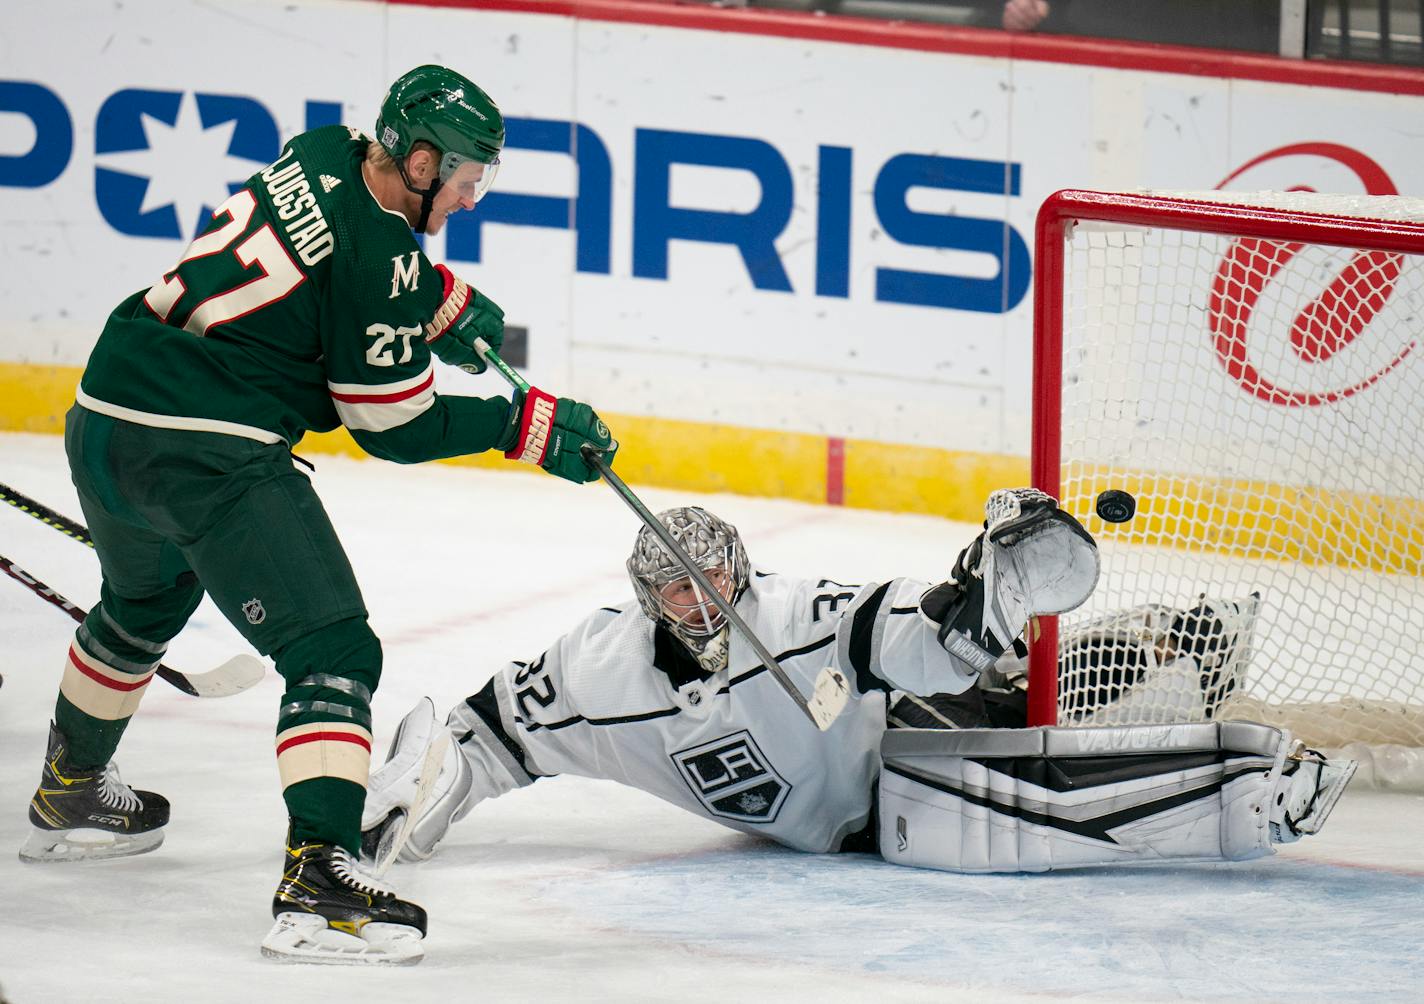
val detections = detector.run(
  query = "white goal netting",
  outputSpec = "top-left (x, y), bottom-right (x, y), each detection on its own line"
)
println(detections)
top-left (1038, 190), bottom-right (1424, 786)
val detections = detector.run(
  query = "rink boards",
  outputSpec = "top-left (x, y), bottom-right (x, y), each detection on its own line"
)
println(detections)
top-left (2, 0), bottom-right (1423, 522)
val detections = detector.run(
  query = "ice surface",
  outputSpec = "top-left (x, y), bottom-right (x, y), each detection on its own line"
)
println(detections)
top-left (1, 432), bottom-right (1421, 1003)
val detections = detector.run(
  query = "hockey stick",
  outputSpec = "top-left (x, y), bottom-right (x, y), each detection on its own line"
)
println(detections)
top-left (0, 482), bottom-right (93, 546)
top-left (0, 553), bottom-right (264, 698)
top-left (473, 339), bottom-right (849, 731)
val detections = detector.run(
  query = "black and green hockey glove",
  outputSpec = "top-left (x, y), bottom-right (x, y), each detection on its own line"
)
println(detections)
top-left (424, 264), bottom-right (504, 374)
top-left (500, 387), bottom-right (617, 485)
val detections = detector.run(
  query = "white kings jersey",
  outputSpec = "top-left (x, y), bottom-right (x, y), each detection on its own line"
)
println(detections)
top-left (445, 570), bottom-right (980, 854)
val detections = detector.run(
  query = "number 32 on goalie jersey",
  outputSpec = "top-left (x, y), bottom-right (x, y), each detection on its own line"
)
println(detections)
top-left (812, 579), bottom-right (858, 622)
top-left (143, 189), bottom-right (306, 336)
top-left (513, 653), bottom-right (558, 718)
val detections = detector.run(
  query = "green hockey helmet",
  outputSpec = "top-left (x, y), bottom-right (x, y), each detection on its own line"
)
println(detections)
top-left (376, 64), bottom-right (504, 203)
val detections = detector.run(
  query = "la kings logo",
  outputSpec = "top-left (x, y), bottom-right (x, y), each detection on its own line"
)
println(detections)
top-left (672, 731), bottom-right (789, 823)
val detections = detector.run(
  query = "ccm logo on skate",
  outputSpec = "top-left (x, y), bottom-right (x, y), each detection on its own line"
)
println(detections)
top-left (672, 731), bottom-right (790, 823)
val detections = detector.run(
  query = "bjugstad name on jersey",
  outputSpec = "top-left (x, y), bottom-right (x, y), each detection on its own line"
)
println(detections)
top-left (259, 148), bottom-right (335, 266)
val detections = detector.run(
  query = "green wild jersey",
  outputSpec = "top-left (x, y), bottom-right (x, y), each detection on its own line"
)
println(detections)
top-left (78, 125), bottom-right (511, 463)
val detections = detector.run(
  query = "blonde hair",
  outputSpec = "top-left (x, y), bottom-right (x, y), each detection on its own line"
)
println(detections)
top-left (365, 141), bottom-right (395, 169)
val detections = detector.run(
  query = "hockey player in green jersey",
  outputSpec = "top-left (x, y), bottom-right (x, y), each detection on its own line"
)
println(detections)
top-left (19, 64), bottom-right (613, 965)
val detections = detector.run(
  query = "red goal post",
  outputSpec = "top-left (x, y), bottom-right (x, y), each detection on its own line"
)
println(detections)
top-left (1027, 189), bottom-right (1424, 782)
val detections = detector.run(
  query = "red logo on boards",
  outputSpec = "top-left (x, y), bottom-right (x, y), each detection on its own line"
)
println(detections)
top-left (1208, 143), bottom-right (1416, 407)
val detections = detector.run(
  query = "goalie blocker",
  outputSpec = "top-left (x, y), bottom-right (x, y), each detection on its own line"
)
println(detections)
top-left (878, 722), bottom-right (1355, 873)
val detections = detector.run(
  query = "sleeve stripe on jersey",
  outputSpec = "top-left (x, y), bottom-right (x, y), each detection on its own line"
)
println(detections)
top-left (523, 633), bottom-right (839, 731)
top-left (327, 364), bottom-right (436, 432)
top-left (728, 633), bottom-right (835, 688)
top-left (328, 367), bottom-right (434, 403)
top-left (846, 582), bottom-right (895, 694)
top-left (462, 677), bottom-right (542, 782)
top-left (521, 705), bottom-right (682, 734)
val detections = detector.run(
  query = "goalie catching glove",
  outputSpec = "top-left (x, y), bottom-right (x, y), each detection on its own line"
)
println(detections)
top-left (424, 264), bottom-right (504, 374)
top-left (922, 488), bottom-right (1099, 678)
top-left (499, 387), bottom-right (617, 484)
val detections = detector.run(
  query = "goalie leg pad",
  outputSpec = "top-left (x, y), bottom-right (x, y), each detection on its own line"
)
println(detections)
top-left (361, 698), bottom-right (470, 868)
top-left (361, 699), bottom-right (440, 835)
top-left (362, 687), bottom-right (538, 866)
top-left (877, 722), bottom-right (1356, 873)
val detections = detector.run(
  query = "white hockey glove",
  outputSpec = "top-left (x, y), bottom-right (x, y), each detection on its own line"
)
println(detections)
top-left (922, 488), bottom-right (1099, 678)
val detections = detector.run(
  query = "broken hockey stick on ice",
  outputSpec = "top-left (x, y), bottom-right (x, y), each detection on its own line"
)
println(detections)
top-left (473, 338), bottom-right (850, 730)
top-left (0, 552), bottom-right (264, 699)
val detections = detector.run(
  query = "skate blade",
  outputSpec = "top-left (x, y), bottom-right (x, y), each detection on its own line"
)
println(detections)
top-left (261, 912), bottom-right (424, 966)
top-left (19, 826), bottom-right (164, 863)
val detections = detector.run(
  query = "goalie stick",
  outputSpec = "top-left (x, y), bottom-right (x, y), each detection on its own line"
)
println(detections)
top-left (0, 484), bottom-right (266, 698)
top-left (472, 337), bottom-right (850, 731)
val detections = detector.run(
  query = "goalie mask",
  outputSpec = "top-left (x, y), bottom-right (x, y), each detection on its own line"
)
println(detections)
top-left (627, 507), bottom-right (750, 672)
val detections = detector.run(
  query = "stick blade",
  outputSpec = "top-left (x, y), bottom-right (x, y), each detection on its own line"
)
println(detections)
top-left (808, 667), bottom-right (851, 731)
top-left (187, 654), bottom-right (266, 698)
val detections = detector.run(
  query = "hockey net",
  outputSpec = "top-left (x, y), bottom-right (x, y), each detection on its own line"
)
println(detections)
top-left (1028, 189), bottom-right (1424, 788)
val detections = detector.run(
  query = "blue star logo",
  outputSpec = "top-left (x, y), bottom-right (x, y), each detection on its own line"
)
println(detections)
top-left (95, 89), bottom-right (279, 240)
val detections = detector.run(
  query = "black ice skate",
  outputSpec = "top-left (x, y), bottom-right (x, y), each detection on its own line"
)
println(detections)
top-left (20, 722), bottom-right (169, 863)
top-left (262, 839), bottom-right (428, 965)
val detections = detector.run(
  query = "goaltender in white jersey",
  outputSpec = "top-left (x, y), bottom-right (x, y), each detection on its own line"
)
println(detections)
top-left (363, 491), bottom-right (1355, 873)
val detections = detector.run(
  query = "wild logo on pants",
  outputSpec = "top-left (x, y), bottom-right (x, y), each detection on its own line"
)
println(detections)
top-left (672, 730), bottom-right (789, 823)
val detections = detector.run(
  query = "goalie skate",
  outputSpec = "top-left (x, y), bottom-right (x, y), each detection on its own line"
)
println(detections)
top-left (263, 840), bottom-right (427, 965)
top-left (20, 723), bottom-right (168, 863)
top-left (1272, 744), bottom-right (1357, 843)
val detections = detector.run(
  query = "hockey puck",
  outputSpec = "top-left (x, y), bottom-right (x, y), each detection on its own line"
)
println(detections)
top-left (1095, 489), bottom-right (1136, 523)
